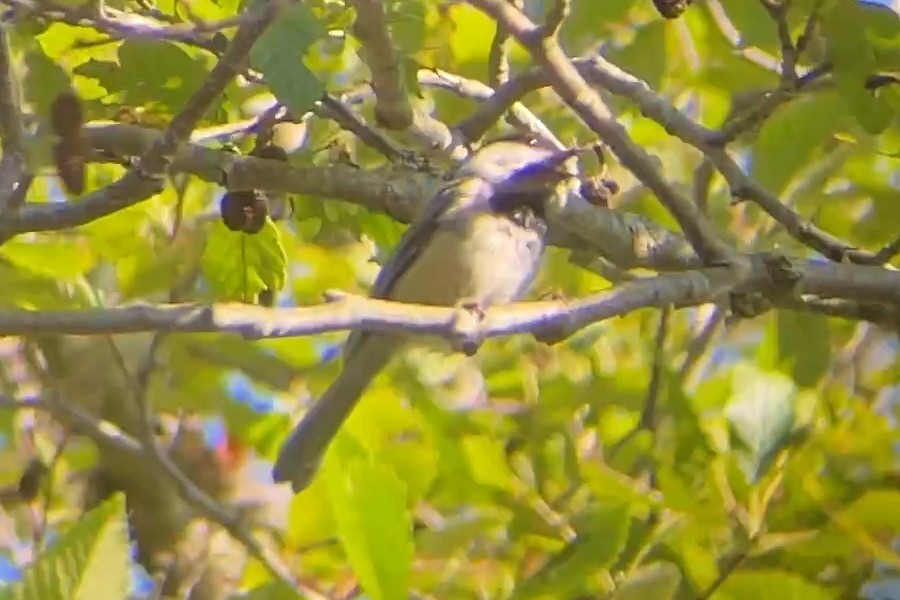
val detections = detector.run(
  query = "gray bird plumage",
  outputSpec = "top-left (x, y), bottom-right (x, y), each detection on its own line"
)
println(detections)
top-left (272, 139), bottom-right (581, 492)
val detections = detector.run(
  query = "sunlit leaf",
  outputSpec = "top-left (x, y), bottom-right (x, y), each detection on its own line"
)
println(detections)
top-left (327, 458), bottom-right (413, 600)
top-left (710, 569), bottom-right (834, 600)
top-left (611, 561), bottom-right (681, 600)
top-left (512, 503), bottom-right (631, 600)
top-left (250, 3), bottom-right (326, 116)
top-left (202, 219), bottom-right (288, 301)
top-left (7, 494), bottom-right (129, 600)
top-left (726, 366), bottom-right (796, 482)
top-left (775, 311), bottom-right (832, 388)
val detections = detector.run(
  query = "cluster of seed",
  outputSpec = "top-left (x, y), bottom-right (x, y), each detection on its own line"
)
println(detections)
top-left (219, 145), bottom-right (288, 235)
top-left (50, 91), bottom-right (90, 195)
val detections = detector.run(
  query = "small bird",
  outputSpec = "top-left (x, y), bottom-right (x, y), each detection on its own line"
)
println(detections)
top-left (272, 137), bottom-right (584, 492)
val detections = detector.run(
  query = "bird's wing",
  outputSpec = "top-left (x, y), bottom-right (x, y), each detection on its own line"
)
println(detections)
top-left (343, 177), bottom-right (484, 358)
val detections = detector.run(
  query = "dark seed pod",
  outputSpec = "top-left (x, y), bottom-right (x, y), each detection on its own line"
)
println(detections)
top-left (220, 190), bottom-right (253, 232)
top-left (580, 176), bottom-right (619, 208)
top-left (50, 91), bottom-right (84, 138)
top-left (652, 0), bottom-right (693, 19)
top-left (250, 144), bottom-right (288, 163)
top-left (220, 189), bottom-right (269, 234)
top-left (210, 32), bottom-right (230, 55)
top-left (258, 287), bottom-right (275, 307)
top-left (242, 190), bottom-right (269, 234)
top-left (17, 460), bottom-right (48, 502)
top-left (53, 136), bottom-right (88, 195)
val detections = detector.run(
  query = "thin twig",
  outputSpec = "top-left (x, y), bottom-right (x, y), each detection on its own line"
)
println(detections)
top-left (608, 306), bottom-right (670, 458)
top-left (759, 0), bottom-right (798, 85)
top-left (678, 307), bottom-right (725, 381)
top-left (421, 68), bottom-right (563, 149)
top-left (2, 0), bottom-right (249, 46)
top-left (34, 435), bottom-right (69, 552)
top-left (540, 0), bottom-right (569, 38)
top-left (695, 545), bottom-right (751, 600)
top-left (640, 306), bottom-right (670, 432)
top-left (487, 1), bottom-right (514, 88)
top-left (467, 0), bottom-right (739, 266)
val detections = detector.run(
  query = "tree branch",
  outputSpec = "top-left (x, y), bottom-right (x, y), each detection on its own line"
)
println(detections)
top-left (0, 267), bottom-right (743, 342)
top-left (0, 0), bottom-right (278, 247)
top-left (1, 257), bottom-right (897, 340)
top-left (420, 68), bottom-right (564, 150)
top-left (467, 0), bottom-right (738, 266)
top-left (5, 122), bottom-right (697, 271)
top-left (1, 0), bottom-right (246, 47)
top-left (0, 389), bottom-right (327, 599)
top-left (462, 45), bottom-right (881, 266)
top-left (347, 0), bottom-right (459, 157)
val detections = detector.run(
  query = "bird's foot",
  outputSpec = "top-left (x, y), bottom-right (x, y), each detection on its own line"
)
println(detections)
top-left (451, 299), bottom-right (487, 357)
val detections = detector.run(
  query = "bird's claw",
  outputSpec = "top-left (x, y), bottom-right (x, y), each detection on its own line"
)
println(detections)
top-left (451, 299), bottom-right (486, 356)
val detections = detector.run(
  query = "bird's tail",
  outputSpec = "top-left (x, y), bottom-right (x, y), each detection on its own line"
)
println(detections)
top-left (272, 335), bottom-right (396, 492)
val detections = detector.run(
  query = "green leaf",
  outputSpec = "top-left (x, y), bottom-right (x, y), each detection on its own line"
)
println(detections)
top-left (512, 503), bottom-right (631, 600)
top-left (611, 562), bottom-right (681, 600)
top-left (665, 371), bottom-right (716, 468)
top-left (249, 3), bottom-right (326, 117)
top-left (580, 462), bottom-right (657, 511)
top-left (417, 510), bottom-right (508, 558)
top-left (837, 489), bottom-right (900, 533)
top-left (237, 580), bottom-right (303, 600)
top-left (0, 239), bottom-right (95, 281)
top-left (74, 40), bottom-right (210, 114)
top-left (563, 0), bottom-right (639, 44)
top-left (0, 264), bottom-right (68, 309)
top-left (751, 93), bottom-right (848, 195)
top-left (461, 434), bottom-right (514, 491)
top-left (726, 365), bottom-right (796, 482)
top-left (820, 1), bottom-right (894, 134)
top-left (775, 311), bottom-right (832, 388)
top-left (202, 219), bottom-right (288, 301)
top-left (327, 458), bottom-right (413, 600)
top-left (605, 21), bottom-right (667, 91)
top-left (710, 569), bottom-right (834, 600)
top-left (389, 0), bottom-right (426, 58)
top-left (7, 493), bottom-right (130, 600)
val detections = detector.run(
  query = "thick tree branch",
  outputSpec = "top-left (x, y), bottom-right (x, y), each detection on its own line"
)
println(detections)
top-left (773, 298), bottom-right (899, 330)
top-left (348, 0), bottom-right (411, 128)
top-left (0, 268), bottom-right (741, 342)
top-left (0, 257), bottom-right (896, 340)
top-left (347, 0), bottom-right (459, 156)
top-left (467, 0), bottom-right (738, 266)
top-left (5, 123), bottom-right (697, 271)
top-left (461, 46), bottom-right (881, 266)
top-left (487, 0), bottom-right (520, 89)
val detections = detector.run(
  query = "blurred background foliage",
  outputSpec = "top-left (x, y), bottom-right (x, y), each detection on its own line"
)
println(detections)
top-left (0, 1), bottom-right (898, 599)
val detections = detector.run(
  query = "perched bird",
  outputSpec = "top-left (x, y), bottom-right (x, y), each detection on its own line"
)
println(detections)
top-left (272, 138), bottom-right (584, 492)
